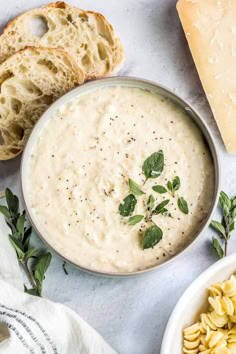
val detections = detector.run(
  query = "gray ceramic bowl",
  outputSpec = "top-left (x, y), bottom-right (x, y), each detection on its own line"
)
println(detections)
top-left (21, 77), bottom-right (220, 277)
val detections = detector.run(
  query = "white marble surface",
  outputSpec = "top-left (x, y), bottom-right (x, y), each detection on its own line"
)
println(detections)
top-left (1, 1), bottom-right (236, 353)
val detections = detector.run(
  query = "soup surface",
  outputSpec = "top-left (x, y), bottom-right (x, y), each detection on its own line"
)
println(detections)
top-left (28, 86), bottom-right (214, 273)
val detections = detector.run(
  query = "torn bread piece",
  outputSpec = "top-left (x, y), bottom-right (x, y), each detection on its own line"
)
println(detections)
top-left (0, 47), bottom-right (84, 160)
top-left (0, 1), bottom-right (125, 79)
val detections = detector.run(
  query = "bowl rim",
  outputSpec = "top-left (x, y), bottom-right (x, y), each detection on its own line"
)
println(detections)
top-left (160, 253), bottom-right (236, 354)
top-left (20, 76), bottom-right (221, 277)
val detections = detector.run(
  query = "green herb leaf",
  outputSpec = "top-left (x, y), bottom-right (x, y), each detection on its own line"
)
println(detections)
top-left (128, 215), bottom-right (144, 225)
top-left (128, 178), bottom-right (145, 196)
top-left (212, 236), bottom-right (224, 259)
top-left (24, 285), bottom-right (40, 297)
top-left (23, 227), bottom-right (32, 249)
top-left (5, 188), bottom-right (19, 215)
top-left (0, 205), bottom-right (11, 219)
top-left (160, 208), bottom-right (173, 218)
top-left (25, 248), bottom-right (38, 260)
top-left (142, 225), bottom-right (163, 249)
top-left (142, 151), bottom-right (164, 181)
top-left (9, 235), bottom-right (25, 260)
top-left (173, 176), bottom-right (181, 191)
top-left (147, 195), bottom-right (155, 211)
top-left (167, 181), bottom-right (172, 192)
top-left (231, 196), bottom-right (236, 208)
top-left (232, 207), bottom-right (236, 220)
top-left (119, 194), bottom-right (137, 217)
top-left (34, 252), bottom-right (52, 285)
top-left (154, 200), bottom-right (170, 214)
top-left (219, 191), bottom-right (231, 215)
top-left (16, 214), bottom-right (25, 238)
top-left (177, 197), bottom-right (189, 214)
top-left (152, 185), bottom-right (167, 194)
top-left (210, 220), bottom-right (226, 237)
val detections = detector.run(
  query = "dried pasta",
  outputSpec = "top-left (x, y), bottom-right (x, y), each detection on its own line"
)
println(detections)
top-left (183, 274), bottom-right (236, 353)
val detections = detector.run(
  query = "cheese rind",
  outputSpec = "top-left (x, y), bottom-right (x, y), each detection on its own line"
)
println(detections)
top-left (177, 0), bottom-right (236, 153)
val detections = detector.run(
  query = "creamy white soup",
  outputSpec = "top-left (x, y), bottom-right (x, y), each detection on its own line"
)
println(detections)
top-left (28, 86), bottom-right (214, 273)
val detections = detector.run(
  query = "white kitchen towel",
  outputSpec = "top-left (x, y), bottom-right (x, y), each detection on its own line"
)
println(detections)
top-left (0, 214), bottom-right (117, 354)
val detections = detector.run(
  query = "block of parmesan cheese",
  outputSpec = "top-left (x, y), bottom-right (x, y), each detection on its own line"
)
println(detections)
top-left (177, 0), bottom-right (236, 153)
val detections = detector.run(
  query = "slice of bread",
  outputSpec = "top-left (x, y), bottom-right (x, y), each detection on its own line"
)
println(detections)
top-left (0, 2), bottom-right (124, 79)
top-left (0, 47), bottom-right (84, 160)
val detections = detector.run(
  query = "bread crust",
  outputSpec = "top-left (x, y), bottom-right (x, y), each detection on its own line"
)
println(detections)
top-left (0, 2), bottom-right (125, 79)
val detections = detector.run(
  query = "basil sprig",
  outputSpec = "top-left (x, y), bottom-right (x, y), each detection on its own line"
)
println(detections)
top-left (142, 225), bottom-right (163, 249)
top-left (167, 176), bottom-right (180, 197)
top-left (142, 150), bottom-right (164, 183)
top-left (211, 191), bottom-right (236, 258)
top-left (0, 188), bottom-right (52, 297)
top-left (119, 194), bottom-right (137, 217)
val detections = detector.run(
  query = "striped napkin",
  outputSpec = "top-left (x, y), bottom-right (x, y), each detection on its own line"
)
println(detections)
top-left (0, 215), bottom-right (117, 354)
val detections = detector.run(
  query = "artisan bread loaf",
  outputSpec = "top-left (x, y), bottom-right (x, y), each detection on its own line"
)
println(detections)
top-left (0, 47), bottom-right (84, 160)
top-left (177, 0), bottom-right (236, 153)
top-left (0, 1), bottom-right (124, 79)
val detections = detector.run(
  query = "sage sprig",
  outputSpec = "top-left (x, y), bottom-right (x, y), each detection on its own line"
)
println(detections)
top-left (167, 176), bottom-right (181, 197)
top-left (211, 191), bottom-right (236, 258)
top-left (0, 188), bottom-right (52, 297)
top-left (142, 150), bottom-right (164, 183)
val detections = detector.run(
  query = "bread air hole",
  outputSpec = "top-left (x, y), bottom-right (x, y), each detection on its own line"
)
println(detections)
top-left (32, 95), bottom-right (54, 105)
top-left (38, 59), bottom-right (58, 74)
top-left (9, 123), bottom-right (24, 141)
top-left (29, 16), bottom-right (49, 38)
top-left (11, 98), bottom-right (22, 114)
top-left (82, 53), bottom-right (91, 67)
top-left (0, 71), bottom-right (14, 89)
top-left (97, 42), bottom-right (107, 60)
top-left (19, 80), bottom-right (42, 96)
top-left (79, 13), bottom-right (88, 22)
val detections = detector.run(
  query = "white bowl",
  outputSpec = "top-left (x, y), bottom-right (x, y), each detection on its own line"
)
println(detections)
top-left (161, 253), bottom-right (236, 354)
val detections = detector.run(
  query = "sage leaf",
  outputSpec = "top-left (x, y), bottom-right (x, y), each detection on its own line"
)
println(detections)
top-left (119, 194), bottom-right (137, 217)
top-left (24, 285), bottom-right (40, 297)
top-left (142, 150), bottom-right (164, 181)
top-left (152, 185), bottom-right (167, 194)
top-left (232, 207), bottom-right (236, 220)
top-left (128, 215), bottom-right (144, 225)
top-left (154, 200), bottom-right (170, 214)
top-left (34, 252), bottom-right (52, 285)
top-left (0, 205), bottom-right (11, 219)
top-left (142, 225), bottom-right (163, 249)
top-left (167, 181), bottom-right (172, 192)
top-left (129, 178), bottom-right (145, 196)
top-left (147, 195), bottom-right (155, 211)
top-left (212, 236), bottom-right (224, 259)
top-left (9, 235), bottom-right (25, 260)
top-left (5, 188), bottom-right (19, 215)
top-left (210, 220), bottom-right (226, 237)
top-left (23, 227), bottom-right (32, 249)
top-left (231, 196), bottom-right (236, 208)
top-left (177, 197), bottom-right (189, 214)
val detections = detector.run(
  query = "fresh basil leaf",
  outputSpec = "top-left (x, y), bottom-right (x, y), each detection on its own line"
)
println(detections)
top-left (210, 220), bottom-right (226, 237)
top-left (128, 215), bottom-right (144, 225)
top-left (212, 236), bottom-right (224, 259)
top-left (16, 214), bottom-right (25, 238)
top-left (5, 188), bottom-right (19, 215)
top-left (128, 178), bottom-right (145, 196)
top-left (173, 176), bottom-right (181, 191)
top-left (231, 196), bottom-right (236, 208)
top-left (232, 207), bottom-right (236, 220)
top-left (142, 151), bottom-right (164, 181)
top-left (152, 185), bottom-right (167, 194)
top-left (25, 248), bottom-right (38, 260)
top-left (154, 200), bottom-right (170, 214)
top-left (119, 194), bottom-right (137, 217)
top-left (0, 205), bottom-right (11, 219)
top-left (22, 227), bottom-right (33, 250)
top-left (167, 181), bottom-right (172, 192)
top-left (142, 225), bottom-right (163, 249)
top-left (34, 252), bottom-right (52, 285)
top-left (177, 197), bottom-right (189, 214)
top-left (219, 191), bottom-right (231, 213)
top-left (9, 235), bottom-right (25, 260)
top-left (147, 195), bottom-right (155, 211)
